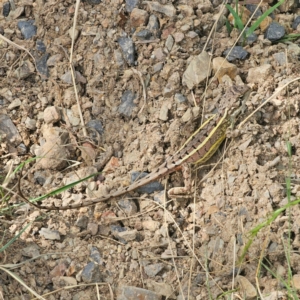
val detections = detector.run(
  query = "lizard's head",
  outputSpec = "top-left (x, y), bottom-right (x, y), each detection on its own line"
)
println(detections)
top-left (218, 85), bottom-right (250, 118)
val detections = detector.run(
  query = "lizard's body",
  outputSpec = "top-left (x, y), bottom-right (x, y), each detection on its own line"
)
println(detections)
top-left (33, 85), bottom-right (250, 210)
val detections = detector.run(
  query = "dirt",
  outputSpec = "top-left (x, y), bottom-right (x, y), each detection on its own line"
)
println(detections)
top-left (1, 0), bottom-right (300, 299)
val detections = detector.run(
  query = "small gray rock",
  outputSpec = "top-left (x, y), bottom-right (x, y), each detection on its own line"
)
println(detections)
top-left (36, 40), bottom-right (46, 52)
top-left (174, 93), bottom-right (187, 103)
top-left (87, 119), bottom-right (103, 141)
top-left (75, 215), bottom-right (89, 229)
top-left (118, 90), bottom-right (136, 117)
top-left (117, 37), bottom-right (136, 66)
top-left (0, 114), bottom-right (22, 146)
top-left (36, 53), bottom-right (49, 78)
top-left (292, 15), bottom-right (300, 30)
top-left (118, 199), bottom-right (138, 215)
top-left (81, 262), bottom-right (103, 283)
top-left (147, 14), bottom-right (160, 34)
top-left (17, 20), bottom-right (37, 40)
top-left (131, 172), bottom-right (164, 194)
top-left (125, 0), bottom-right (139, 12)
top-left (3, 2), bottom-right (10, 17)
top-left (90, 246), bottom-right (103, 265)
top-left (144, 263), bottom-right (164, 277)
top-left (223, 46), bottom-right (249, 61)
top-left (135, 29), bottom-right (153, 40)
top-left (39, 228), bottom-right (61, 240)
top-left (245, 4), bottom-right (262, 18)
top-left (264, 22), bottom-right (286, 42)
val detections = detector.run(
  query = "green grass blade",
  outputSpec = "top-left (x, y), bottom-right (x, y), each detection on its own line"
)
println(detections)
top-left (0, 222), bottom-right (32, 253)
top-left (225, 18), bottom-right (232, 35)
top-left (247, 0), bottom-right (285, 36)
top-left (225, 4), bottom-right (244, 31)
top-left (238, 198), bottom-right (300, 265)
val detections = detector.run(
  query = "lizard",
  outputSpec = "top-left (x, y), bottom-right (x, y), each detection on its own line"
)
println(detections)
top-left (18, 84), bottom-right (251, 210)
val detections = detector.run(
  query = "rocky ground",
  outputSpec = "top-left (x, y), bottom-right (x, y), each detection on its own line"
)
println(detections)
top-left (1, 0), bottom-right (300, 299)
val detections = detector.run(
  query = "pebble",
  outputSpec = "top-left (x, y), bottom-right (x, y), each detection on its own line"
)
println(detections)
top-left (125, 0), bottom-right (139, 12)
top-left (61, 70), bottom-right (86, 84)
top-left (264, 22), bottom-right (286, 42)
top-left (75, 215), bottom-right (89, 229)
top-left (130, 8), bottom-right (149, 27)
top-left (293, 16), bottom-right (300, 30)
top-left (8, 99), bottom-right (21, 110)
top-left (39, 228), bottom-right (61, 240)
top-left (35, 126), bottom-right (70, 170)
top-left (144, 263), bottom-right (163, 277)
top-left (212, 57), bottom-right (237, 82)
top-left (245, 4), bottom-right (262, 19)
top-left (90, 246), bottom-right (103, 265)
top-left (165, 35), bottom-right (174, 51)
top-left (142, 220), bottom-right (160, 231)
top-left (288, 43), bottom-right (300, 55)
top-left (152, 47), bottom-right (165, 61)
top-left (173, 32), bottom-right (184, 42)
top-left (147, 14), bottom-right (160, 33)
top-left (36, 53), bottom-right (49, 78)
top-left (159, 102), bottom-right (169, 121)
top-left (21, 243), bottom-right (40, 258)
top-left (117, 37), bottom-right (136, 66)
top-left (3, 2), bottom-right (10, 17)
top-left (9, 6), bottom-right (24, 20)
top-left (292, 274), bottom-right (300, 289)
top-left (135, 29), bottom-right (153, 40)
top-left (118, 229), bottom-right (137, 243)
top-left (118, 90), bottom-right (137, 117)
top-left (236, 275), bottom-right (257, 299)
top-left (36, 40), bottom-right (46, 52)
top-left (174, 93), bottom-right (187, 103)
top-left (43, 106), bottom-right (61, 124)
top-left (273, 52), bottom-right (286, 66)
top-left (186, 31), bottom-right (198, 39)
top-left (25, 117), bottom-right (36, 130)
top-left (68, 27), bottom-right (79, 40)
top-left (87, 223), bottom-right (98, 236)
top-left (117, 286), bottom-right (161, 300)
top-left (152, 62), bottom-right (163, 73)
top-left (0, 114), bottom-right (22, 146)
top-left (223, 46), bottom-right (249, 61)
top-left (247, 64), bottom-right (273, 84)
top-left (117, 199), bottom-right (138, 216)
top-left (49, 261), bottom-right (68, 278)
top-left (34, 170), bottom-right (51, 185)
top-left (14, 60), bottom-right (35, 79)
top-left (66, 108), bottom-right (80, 126)
top-left (17, 20), bottom-right (37, 39)
top-left (86, 119), bottom-right (103, 140)
top-left (131, 172), bottom-right (164, 194)
top-left (163, 72), bottom-right (180, 97)
top-left (81, 262), bottom-right (103, 283)
top-left (144, 1), bottom-right (176, 17)
top-left (182, 51), bottom-right (211, 89)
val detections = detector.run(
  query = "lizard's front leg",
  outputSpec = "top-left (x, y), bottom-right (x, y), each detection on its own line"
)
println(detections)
top-left (167, 163), bottom-right (192, 197)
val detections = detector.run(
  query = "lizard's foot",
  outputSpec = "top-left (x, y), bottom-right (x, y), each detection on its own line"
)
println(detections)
top-left (167, 163), bottom-right (193, 198)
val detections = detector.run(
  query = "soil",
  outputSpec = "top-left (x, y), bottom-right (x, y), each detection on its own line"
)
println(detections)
top-left (1, 0), bottom-right (300, 299)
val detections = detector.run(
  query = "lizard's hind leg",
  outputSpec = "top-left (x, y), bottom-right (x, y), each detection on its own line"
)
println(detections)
top-left (167, 163), bottom-right (193, 198)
